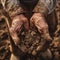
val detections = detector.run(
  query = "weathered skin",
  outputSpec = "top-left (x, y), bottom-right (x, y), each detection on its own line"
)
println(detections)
top-left (10, 14), bottom-right (29, 45)
top-left (0, 0), bottom-right (58, 60)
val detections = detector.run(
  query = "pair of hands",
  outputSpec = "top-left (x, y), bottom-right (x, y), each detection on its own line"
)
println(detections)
top-left (10, 13), bottom-right (43, 44)
top-left (10, 13), bottom-right (50, 55)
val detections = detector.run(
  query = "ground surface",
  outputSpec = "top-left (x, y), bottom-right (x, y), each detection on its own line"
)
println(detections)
top-left (0, 0), bottom-right (60, 60)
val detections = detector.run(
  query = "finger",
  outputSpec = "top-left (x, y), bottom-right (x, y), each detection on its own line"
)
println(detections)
top-left (32, 50), bottom-right (37, 56)
top-left (23, 18), bottom-right (29, 31)
top-left (10, 16), bottom-right (24, 45)
top-left (30, 17), bottom-right (35, 30)
top-left (32, 14), bottom-right (48, 34)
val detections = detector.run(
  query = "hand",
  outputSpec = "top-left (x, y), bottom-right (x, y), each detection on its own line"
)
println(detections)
top-left (10, 14), bottom-right (29, 45)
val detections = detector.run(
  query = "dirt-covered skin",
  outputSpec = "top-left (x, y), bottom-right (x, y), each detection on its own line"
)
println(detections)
top-left (0, 0), bottom-right (60, 60)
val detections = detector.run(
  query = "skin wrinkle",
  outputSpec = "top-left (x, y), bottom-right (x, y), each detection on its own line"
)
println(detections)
top-left (12, 20), bottom-right (23, 33)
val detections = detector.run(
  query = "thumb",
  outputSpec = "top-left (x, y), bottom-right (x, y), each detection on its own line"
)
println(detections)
top-left (24, 19), bottom-right (29, 31)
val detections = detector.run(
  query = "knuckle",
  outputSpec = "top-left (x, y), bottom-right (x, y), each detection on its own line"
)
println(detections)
top-left (23, 17), bottom-right (28, 23)
top-left (42, 24), bottom-right (48, 30)
top-left (45, 24), bottom-right (48, 28)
